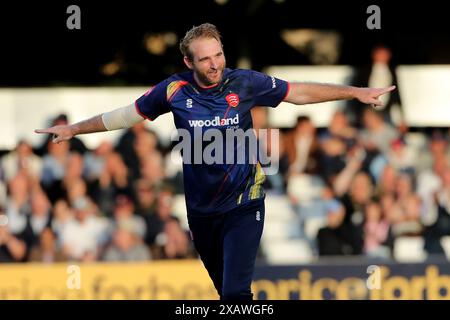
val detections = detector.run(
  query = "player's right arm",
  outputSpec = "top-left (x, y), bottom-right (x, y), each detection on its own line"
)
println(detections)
top-left (34, 103), bottom-right (145, 143)
top-left (35, 79), bottom-right (171, 144)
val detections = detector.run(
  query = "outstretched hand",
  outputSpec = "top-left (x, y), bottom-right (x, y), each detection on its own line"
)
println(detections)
top-left (355, 85), bottom-right (396, 109)
top-left (34, 125), bottom-right (74, 144)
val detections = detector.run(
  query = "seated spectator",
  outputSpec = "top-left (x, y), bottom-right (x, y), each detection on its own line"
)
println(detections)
top-left (95, 151), bottom-right (132, 216)
top-left (29, 227), bottom-right (67, 263)
top-left (360, 108), bottom-right (398, 155)
top-left (60, 196), bottom-right (110, 262)
top-left (102, 219), bottom-right (151, 262)
top-left (134, 179), bottom-right (156, 217)
top-left (51, 199), bottom-right (74, 245)
top-left (24, 187), bottom-right (52, 249)
top-left (387, 136), bottom-right (416, 172)
top-left (115, 122), bottom-right (149, 180)
top-left (0, 210), bottom-right (27, 263)
top-left (284, 115), bottom-right (321, 176)
top-left (388, 173), bottom-right (423, 237)
top-left (111, 194), bottom-right (146, 239)
top-left (5, 173), bottom-right (31, 235)
top-left (1, 139), bottom-right (42, 183)
top-left (144, 185), bottom-right (193, 259)
top-left (363, 201), bottom-right (393, 259)
top-left (417, 143), bottom-right (449, 226)
top-left (376, 164), bottom-right (397, 196)
top-left (319, 110), bottom-right (357, 144)
top-left (317, 171), bottom-right (372, 256)
top-left (423, 167), bottom-right (450, 254)
top-left (317, 197), bottom-right (363, 256)
top-left (40, 141), bottom-right (71, 201)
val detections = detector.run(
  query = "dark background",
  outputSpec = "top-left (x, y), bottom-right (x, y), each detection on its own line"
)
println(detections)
top-left (1, 0), bottom-right (449, 86)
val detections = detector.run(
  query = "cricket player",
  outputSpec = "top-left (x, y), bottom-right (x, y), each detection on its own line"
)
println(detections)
top-left (35, 23), bottom-right (395, 301)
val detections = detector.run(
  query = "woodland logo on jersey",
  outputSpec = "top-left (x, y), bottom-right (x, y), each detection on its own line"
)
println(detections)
top-left (188, 114), bottom-right (239, 128)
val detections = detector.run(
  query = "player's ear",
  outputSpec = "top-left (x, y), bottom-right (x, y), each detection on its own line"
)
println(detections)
top-left (183, 56), bottom-right (194, 70)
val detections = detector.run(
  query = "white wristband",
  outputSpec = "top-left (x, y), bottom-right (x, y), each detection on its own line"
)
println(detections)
top-left (101, 103), bottom-right (145, 131)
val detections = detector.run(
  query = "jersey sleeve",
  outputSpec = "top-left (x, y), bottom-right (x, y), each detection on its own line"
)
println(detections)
top-left (249, 70), bottom-right (290, 108)
top-left (135, 80), bottom-right (171, 121)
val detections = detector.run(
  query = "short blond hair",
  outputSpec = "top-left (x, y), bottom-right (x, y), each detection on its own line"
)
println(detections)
top-left (179, 23), bottom-right (222, 60)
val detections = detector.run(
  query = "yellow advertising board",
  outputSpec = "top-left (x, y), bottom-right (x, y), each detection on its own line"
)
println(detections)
top-left (0, 260), bottom-right (218, 300)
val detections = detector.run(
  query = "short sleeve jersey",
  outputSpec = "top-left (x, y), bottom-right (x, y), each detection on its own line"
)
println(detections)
top-left (135, 68), bottom-right (289, 217)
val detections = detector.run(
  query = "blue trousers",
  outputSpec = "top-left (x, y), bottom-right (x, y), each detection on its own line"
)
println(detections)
top-left (187, 200), bottom-right (265, 301)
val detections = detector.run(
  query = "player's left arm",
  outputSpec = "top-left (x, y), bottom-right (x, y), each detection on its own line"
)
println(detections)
top-left (283, 82), bottom-right (396, 107)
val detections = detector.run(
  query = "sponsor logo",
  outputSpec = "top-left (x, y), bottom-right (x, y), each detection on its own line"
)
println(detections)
top-left (271, 76), bottom-right (276, 89)
top-left (186, 99), bottom-right (193, 109)
top-left (225, 93), bottom-right (240, 107)
top-left (188, 114), bottom-right (239, 128)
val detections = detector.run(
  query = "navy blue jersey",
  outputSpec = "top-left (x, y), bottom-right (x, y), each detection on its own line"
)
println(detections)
top-left (135, 68), bottom-right (289, 216)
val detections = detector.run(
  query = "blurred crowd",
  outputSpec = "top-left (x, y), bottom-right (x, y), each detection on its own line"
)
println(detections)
top-left (0, 114), bottom-right (196, 263)
top-left (1, 46), bottom-right (449, 264)
top-left (0, 105), bottom-right (449, 264)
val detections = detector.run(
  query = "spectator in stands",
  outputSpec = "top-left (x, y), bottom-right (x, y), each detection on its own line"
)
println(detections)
top-left (316, 194), bottom-right (363, 256)
top-left (116, 122), bottom-right (157, 181)
top-left (83, 141), bottom-right (114, 183)
top-left (417, 138), bottom-right (449, 226)
top-left (386, 172), bottom-right (423, 237)
top-left (318, 135), bottom-right (348, 185)
top-left (29, 227), bottom-right (67, 263)
top-left (323, 171), bottom-right (373, 256)
top-left (50, 199), bottom-right (74, 246)
top-left (66, 178), bottom-right (88, 208)
top-left (140, 152), bottom-right (165, 187)
top-left (102, 219), bottom-right (151, 262)
top-left (387, 136), bottom-right (416, 172)
top-left (376, 164), bottom-right (398, 196)
top-left (83, 141), bottom-right (116, 212)
top-left (284, 116), bottom-right (321, 176)
top-left (134, 179), bottom-right (157, 217)
top-left (416, 130), bottom-right (450, 173)
top-left (423, 167), bottom-right (450, 254)
top-left (331, 145), bottom-right (365, 197)
top-left (95, 151), bottom-right (132, 216)
top-left (25, 188), bottom-right (52, 249)
top-left (5, 173), bottom-right (31, 235)
top-left (363, 200), bottom-right (393, 259)
top-left (40, 140), bottom-right (71, 201)
top-left (360, 108), bottom-right (399, 154)
top-left (1, 139), bottom-right (42, 184)
top-left (346, 44), bottom-right (403, 128)
top-left (319, 110), bottom-right (357, 144)
top-left (60, 196), bottom-right (110, 262)
top-left (144, 184), bottom-right (192, 259)
top-left (111, 194), bottom-right (146, 240)
top-left (0, 209), bottom-right (27, 263)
